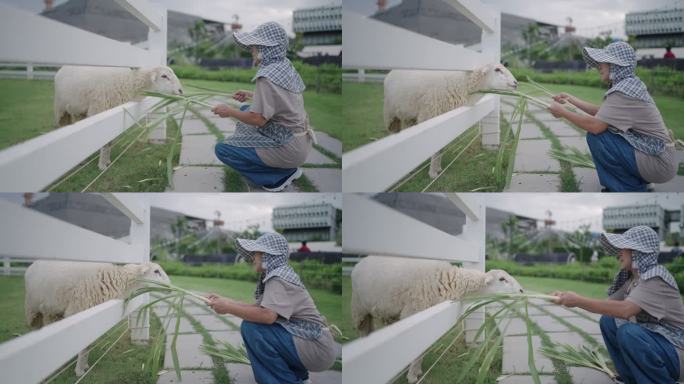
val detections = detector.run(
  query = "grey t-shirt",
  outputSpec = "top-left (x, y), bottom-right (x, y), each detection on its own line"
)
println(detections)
top-left (258, 277), bottom-right (337, 371)
top-left (596, 92), bottom-right (676, 183)
top-left (251, 77), bottom-right (312, 168)
top-left (610, 275), bottom-right (684, 380)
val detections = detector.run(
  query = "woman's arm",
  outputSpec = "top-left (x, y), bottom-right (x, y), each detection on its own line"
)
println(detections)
top-left (548, 102), bottom-right (608, 134)
top-left (208, 295), bottom-right (278, 324)
top-left (211, 104), bottom-right (267, 127)
top-left (554, 93), bottom-right (600, 116)
top-left (553, 291), bottom-right (641, 319)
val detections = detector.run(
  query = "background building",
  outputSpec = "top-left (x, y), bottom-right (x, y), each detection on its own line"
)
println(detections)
top-left (372, 0), bottom-right (558, 49)
top-left (27, 193), bottom-right (209, 240)
top-left (486, 207), bottom-right (538, 241)
top-left (603, 204), bottom-right (669, 239)
top-left (625, 7), bottom-right (684, 49)
top-left (272, 203), bottom-right (341, 242)
top-left (293, 4), bottom-right (342, 46)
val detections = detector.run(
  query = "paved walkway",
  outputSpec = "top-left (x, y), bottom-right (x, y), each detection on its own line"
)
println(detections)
top-left (495, 296), bottom-right (614, 384)
top-left (500, 97), bottom-right (684, 192)
top-left (167, 98), bottom-right (341, 192)
top-left (152, 293), bottom-right (342, 384)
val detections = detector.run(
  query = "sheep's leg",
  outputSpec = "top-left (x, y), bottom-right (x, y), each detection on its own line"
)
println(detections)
top-left (75, 349), bottom-right (90, 377)
top-left (407, 357), bottom-right (424, 384)
top-left (355, 314), bottom-right (375, 337)
top-left (388, 117), bottom-right (402, 133)
top-left (429, 153), bottom-right (443, 179)
top-left (98, 141), bottom-right (113, 171)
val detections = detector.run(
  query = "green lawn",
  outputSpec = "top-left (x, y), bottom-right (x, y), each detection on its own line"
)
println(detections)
top-left (1, 273), bottom-right (341, 382)
top-left (0, 77), bottom-right (339, 192)
top-left (0, 79), bottom-right (55, 150)
top-left (341, 82), bottom-right (386, 151)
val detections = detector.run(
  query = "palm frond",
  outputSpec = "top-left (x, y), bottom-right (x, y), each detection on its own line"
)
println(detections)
top-left (539, 342), bottom-right (617, 380)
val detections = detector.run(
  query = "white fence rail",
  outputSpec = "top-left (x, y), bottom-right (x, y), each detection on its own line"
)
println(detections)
top-left (341, 0), bottom-right (501, 192)
top-left (0, 194), bottom-right (152, 383)
top-left (0, 0), bottom-right (167, 191)
top-left (342, 193), bottom-right (486, 384)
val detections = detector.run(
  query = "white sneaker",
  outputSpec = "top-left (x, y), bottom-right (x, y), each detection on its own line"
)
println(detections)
top-left (262, 168), bottom-right (302, 192)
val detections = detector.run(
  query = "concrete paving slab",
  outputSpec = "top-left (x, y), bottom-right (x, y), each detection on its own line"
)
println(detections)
top-left (180, 305), bottom-right (212, 316)
top-left (546, 121), bottom-right (583, 137)
top-left (500, 318), bottom-right (530, 336)
top-left (514, 140), bottom-right (560, 172)
top-left (546, 331), bottom-right (593, 350)
top-left (507, 173), bottom-right (560, 192)
top-left (310, 370), bottom-right (342, 383)
top-left (315, 131), bottom-right (342, 157)
top-left (535, 316), bottom-right (570, 333)
top-left (164, 334), bottom-right (213, 369)
top-left (171, 166), bottom-right (224, 192)
top-left (193, 314), bottom-right (236, 331)
top-left (209, 331), bottom-right (243, 345)
top-left (180, 135), bottom-right (220, 165)
top-left (574, 167), bottom-right (601, 192)
top-left (540, 305), bottom-right (584, 318)
top-left (161, 316), bottom-right (195, 334)
top-left (653, 175), bottom-right (684, 192)
top-left (567, 316), bottom-right (601, 335)
top-left (568, 367), bottom-right (615, 384)
top-left (502, 335), bottom-right (555, 374)
top-left (498, 375), bottom-right (557, 384)
top-left (559, 136), bottom-right (590, 153)
top-left (574, 311), bottom-right (601, 322)
top-left (215, 118), bottom-right (237, 135)
top-left (180, 119), bottom-right (210, 135)
top-left (306, 148), bottom-right (336, 165)
top-left (520, 123), bottom-right (545, 140)
top-left (302, 168), bottom-right (341, 192)
top-left (226, 364), bottom-right (257, 384)
top-left (157, 369), bottom-right (214, 384)
top-left (225, 315), bottom-right (243, 327)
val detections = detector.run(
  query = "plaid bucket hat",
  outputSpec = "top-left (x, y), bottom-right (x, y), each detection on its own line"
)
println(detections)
top-left (233, 22), bottom-right (305, 93)
top-left (600, 226), bottom-right (677, 295)
top-left (582, 42), bottom-right (654, 104)
top-left (235, 232), bottom-right (304, 299)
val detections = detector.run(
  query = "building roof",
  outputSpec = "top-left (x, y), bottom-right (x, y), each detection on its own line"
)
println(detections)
top-left (41, 0), bottom-right (227, 45)
top-left (372, 0), bottom-right (558, 48)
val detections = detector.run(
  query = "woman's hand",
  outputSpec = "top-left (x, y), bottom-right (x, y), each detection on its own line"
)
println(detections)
top-left (552, 291), bottom-right (582, 307)
top-left (553, 93), bottom-right (573, 104)
top-left (211, 104), bottom-right (234, 118)
top-left (232, 90), bottom-right (252, 102)
top-left (207, 295), bottom-right (233, 315)
top-left (548, 102), bottom-right (565, 118)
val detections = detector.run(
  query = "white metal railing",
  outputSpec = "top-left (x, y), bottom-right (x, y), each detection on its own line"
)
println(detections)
top-left (0, 0), bottom-right (168, 191)
top-left (0, 194), bottom-right (151, 383)
top-left (341, 0), bottom-right (501, 192)
top-left (342, 193), bottom-right (486, 384)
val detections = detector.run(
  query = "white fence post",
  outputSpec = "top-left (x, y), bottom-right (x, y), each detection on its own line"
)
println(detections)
top-left (26, 63), bottom-right (33, 80)
top-left (145, 2), bottom-right (168, 143)
top-left (480, 8), bottom-right (501, 148)
top-left (2, 256), bottom-right (9, 276)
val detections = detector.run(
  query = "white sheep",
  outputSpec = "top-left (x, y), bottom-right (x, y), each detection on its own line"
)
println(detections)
top-left (54, 66), bottom-right (184, 170)
top-left (24, 260), bottom-right (170, 377)
top-left (383, 64), bottom-right (518, 179)
top-left (351, 255), bottom-right (523, 383)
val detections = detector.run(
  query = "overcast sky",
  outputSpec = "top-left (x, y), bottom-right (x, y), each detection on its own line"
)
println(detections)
top-left (345, 0), bottom-right (684, 38)
top-left (481, 193), bottom-right (684, 232)
top-left (0, 193), bottom-right (342, 232)
top-left (0, 0), bottom-right (341, 36)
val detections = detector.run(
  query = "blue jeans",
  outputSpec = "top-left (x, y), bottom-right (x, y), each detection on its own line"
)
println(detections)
top-left (599, 315), bottom-right (679, 384)
top-left (586, 131), bottom-right (647, 192)
top-left (241, 320), bottom-right (309, 384)
top-left (214, 143), bottom-right (297, 188)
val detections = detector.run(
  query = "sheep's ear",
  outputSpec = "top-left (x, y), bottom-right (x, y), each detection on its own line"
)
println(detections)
top-left (484, 271), bottom-right (495, 285)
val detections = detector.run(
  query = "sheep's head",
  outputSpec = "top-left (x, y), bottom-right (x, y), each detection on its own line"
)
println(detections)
top-left (478, 64), bottom-right (518, 90)
top-left (482, 269), bottom-right (524, 294)
top-left (148, 67), bottom-right (184, 96)
top-left (133, 262), bottom-right (171, 284)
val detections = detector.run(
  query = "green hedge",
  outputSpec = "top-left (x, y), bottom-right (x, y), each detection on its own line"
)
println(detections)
top-left (510, 67), bottom-right (684, 98)
top-left (159, 260), bottom-right (341, 294)
top-left (171, 62), bottom-right (341, 94)
top-left (487, 258), bottom-right (684, 294)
